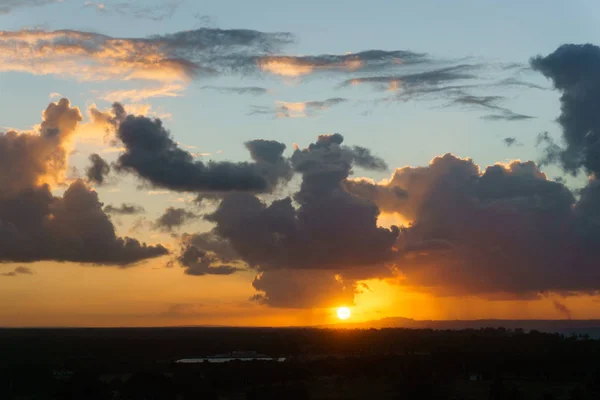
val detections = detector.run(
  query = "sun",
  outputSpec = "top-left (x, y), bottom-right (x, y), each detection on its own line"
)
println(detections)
top-left (337, 306), bottom-right (351, 320)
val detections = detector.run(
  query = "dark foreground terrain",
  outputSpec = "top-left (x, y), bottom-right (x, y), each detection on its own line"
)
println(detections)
top-left (1, 327), bottom-right (600, 399)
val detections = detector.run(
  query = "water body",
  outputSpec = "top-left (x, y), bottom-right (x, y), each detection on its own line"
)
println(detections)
top-left (176, 357), bottom-right (286, 363)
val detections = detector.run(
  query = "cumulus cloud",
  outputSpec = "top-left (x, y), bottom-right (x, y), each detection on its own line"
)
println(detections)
top-left (0, 99), bottom-right (167, 265)
top-left (250, 97), bottom-right (347, 118)
top-left (0, 98), bottom-right (82, 197)
top-left (0, 179), bottom-right (168, 265)
top-left (531, 44), bottom-right (600, 176)
top-left (154, 207), bottom-right (199, 231)
top-left (251, 270), bottom-right (355, 308)
top-left (0, 0), bottom-right (61, 14)
top-left (178, 245), bottom-right (241, 276)
top-left (183, 134), bottom-right (397, 307)
top-left (103, 203), bottom-right (145, 215)
top-left (111, 106), bottom-right (292, 193)
top-left (85, 153), bottom-right (111, 185)
top-left (84, 0), bottom-right (183, 21)
top-left (346, 153), bottom-right (600, 297)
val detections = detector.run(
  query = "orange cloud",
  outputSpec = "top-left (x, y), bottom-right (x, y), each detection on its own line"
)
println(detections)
top-left (258, 56), bottom-right (364, 77)
top-left (101, 83), bottom-right (186, 102)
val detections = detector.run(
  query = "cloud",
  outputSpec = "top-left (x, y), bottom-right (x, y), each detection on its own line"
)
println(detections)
top-left (494, 77), bottom-right (547, 90)
top-left (451, 94), bottom-right (535, 121)
top-left (183, 134), bottom-right (397, 307)
top-left (85, 153), bottom-right (111, 185)
top-left (553, 299), bottom-right (572, 319)
top-left (251, 270), bottom-right (355, 308)
top-left (482, 110), bottom-right (535, 121)
top-left (0, 99), bottom-right (167, 265)
top-left (202, 85), bottom-right (269, 96)
top-left (1, 266), bottom-right (34, 277)
top-left (103, 203), bottom-right (145, 215)
top-left (531, 44), bottom-right (600, 176)
top-left (178, 245), bottom-right (241, 276)
top-left (250, 97), bottom-right (347, 118)
top-left (0, 179), bottom-right (168, 265)
top-left (341, 64), bottom-right (478, 93)
top-left (49, 92), bottom-right (62, 99)
top-left (0, 27), bottom-right (293, 83)
top-left (102, 83), bottom-right (185, 102)
top-left (84, 0), bottom-right (183, 21)
top-left (0, 98), bottom-right (82, 197)
top-left (154, 207), bottom-right (200, 231)
top-left (256, 50), bottom-right (428, 77)
top-left (111, 106), bottom-right (293, 193)
top-left (346, 153), bottom-right (600, 297)
top-left (0, 0), bottom-right (61, 14)
top-left (503, 137), bottom-right (521, 147)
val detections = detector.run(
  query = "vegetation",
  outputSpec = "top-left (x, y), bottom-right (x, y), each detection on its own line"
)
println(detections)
top-left (1, 327), bottom-right (599, 399)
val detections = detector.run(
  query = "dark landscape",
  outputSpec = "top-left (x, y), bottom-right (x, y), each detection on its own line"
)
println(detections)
top-left (2, 325), bottom-right (600, 399)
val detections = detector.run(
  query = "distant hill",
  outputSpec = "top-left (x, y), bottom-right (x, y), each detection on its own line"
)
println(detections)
top-left (324, 317), bottom-right (600, 337)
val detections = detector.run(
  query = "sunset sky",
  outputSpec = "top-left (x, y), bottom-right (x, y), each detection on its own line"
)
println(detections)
top-left (2, 0), bottom-right (600, 327)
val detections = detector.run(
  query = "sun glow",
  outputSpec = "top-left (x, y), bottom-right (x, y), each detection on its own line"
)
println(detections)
top-left (337, 306), bottom-right (351, 320)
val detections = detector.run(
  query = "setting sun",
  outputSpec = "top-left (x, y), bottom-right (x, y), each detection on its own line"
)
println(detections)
top-left (337, 307), bottom-right (351, 320)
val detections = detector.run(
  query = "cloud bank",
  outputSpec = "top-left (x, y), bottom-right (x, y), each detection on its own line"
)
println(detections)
top-left (0, 99), bottom-right (167, 265)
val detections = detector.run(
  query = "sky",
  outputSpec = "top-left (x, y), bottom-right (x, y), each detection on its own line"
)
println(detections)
top-left (2, 0), bottom-right (600, 327)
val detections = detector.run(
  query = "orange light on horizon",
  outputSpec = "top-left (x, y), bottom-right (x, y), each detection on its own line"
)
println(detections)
top-left (337, 306), bottom-right (351, 320)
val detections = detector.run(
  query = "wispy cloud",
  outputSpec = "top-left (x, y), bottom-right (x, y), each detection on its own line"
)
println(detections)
top-left (250, 97), bottom-right (347, 118)
top-left (0, 27), bottom-right (293, 83)
top-left (0, 0), bottom-right (62, 15)
top-left (1, 266), bottom-right (34, 277)
top-left (102, 83), bottom-right (185, 102)
top-left (256, 50), bottom-right (428, 77)
top-left (450, 94), bottom-right (535, 121)
top-left (84, 0), bottom-right (183, 21)
top-left (201, 85), bottom-right (270, 96)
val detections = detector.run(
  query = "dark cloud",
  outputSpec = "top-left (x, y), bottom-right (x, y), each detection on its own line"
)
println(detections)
top-left (84, 0), bottom-right (183, 21)
top-left (482, 110), bottom-right (535, 121)
top-left (103, 203), bottom-right (145, 215)
top-left (184, 134), bottom-right (398, 307)
top-left (451, 94), bottom-right (535, 121)
top-left (112, 106), bottom-right (292, 193)
top-left (85, 153), bottom-right (111, 185)
top-left (494, 77), bottom-right (547, 90)
top-left (531, 44), bottom-right (600, 176)
top-left (1, 266), bottom-right (33, 277)
top-left (346, 153), bottom-right (600, 297)
top-left (0, 0), bottom-right (59, 14)
top-left (178, 245), bottom-right (241, 276)
top-left (0, 100), bottom-right (167, 265)
top-left (251, 270), bottom-right (355, 309)
top-left (201, 85), bottom-right (269, 96)
top-left (553, 299), bottom-right (572, 319)
top-left (155, 207), bottom-right (200, 231)
top-left (503, 137), bottom-right (521, 147)
top-left (340, 64), bottom-right (478, 92)
top-left (0, 180), bottom-right (168, 265)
